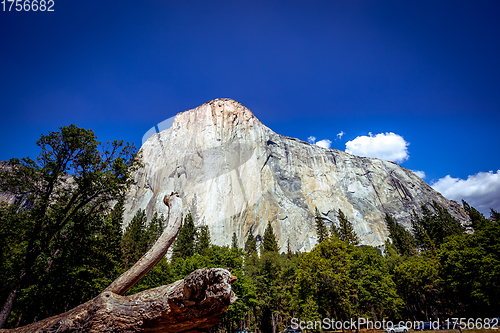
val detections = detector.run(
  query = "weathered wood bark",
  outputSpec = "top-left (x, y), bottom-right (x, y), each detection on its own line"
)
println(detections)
top-left (1, 268), bottom-right (237, 333)
top-left (104, 192), bottom-right (183, 295)
top-left (0, 193), bottom-right (237, 332)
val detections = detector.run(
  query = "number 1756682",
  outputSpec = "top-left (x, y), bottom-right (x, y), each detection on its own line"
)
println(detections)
top-left (2, 0), bottom-right (54, 11)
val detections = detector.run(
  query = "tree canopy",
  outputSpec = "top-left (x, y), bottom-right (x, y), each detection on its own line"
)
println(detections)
top-left (2, 124), bottom-right (499, 331)
top-left (0, 124), bottom-right (140, 328)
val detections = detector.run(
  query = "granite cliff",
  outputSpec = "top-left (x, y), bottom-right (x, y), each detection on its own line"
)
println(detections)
top-left (124, 98), bottom-right (468, 252)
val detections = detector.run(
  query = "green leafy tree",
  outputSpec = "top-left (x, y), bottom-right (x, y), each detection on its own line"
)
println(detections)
top-left (439, 219), bottom-right (500, 316)
top-left (383, 239), bottom-right (404, 274)
top-left (315, 207), bottom-right (328, 243)
top-left (348, 245), bottom-right (403, 319)
top-left (392, 255), bottom-right (441, 320)
top-left (107, 196), bottom-right (125, 261)
top-left (337, 209), bottom-right (359, 245)
top-left (2, 189), bottom-right (126, 327)
top-left (462, 200), bottom-right (491, 231)
top-left (0, 124), bottom-right (139, 328)
top-left (251, 232), bottom-right (284, 332)
top-left (18, 210), bottom-right (123, 325)
top-left (0, 205), bottom-right (33, 327)
top-left (294, 238), bottom-right (352, 321)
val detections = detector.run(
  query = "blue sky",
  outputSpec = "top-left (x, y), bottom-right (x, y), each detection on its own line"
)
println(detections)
top-left (1, 1), bottom-right (499, 214)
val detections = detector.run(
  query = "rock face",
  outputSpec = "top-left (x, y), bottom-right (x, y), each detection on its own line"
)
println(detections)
top-left (124, 98), bottom-right (468, 252)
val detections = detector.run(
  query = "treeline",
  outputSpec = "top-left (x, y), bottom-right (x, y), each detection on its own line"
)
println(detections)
top-left (0, 125), bottom-right (140, 329)
top-left (88, 199), bottom-right (499, 333)
top-left (1, 125), bottom-right (499, 331)
top-left (385, 201), bottom-right (500, 320)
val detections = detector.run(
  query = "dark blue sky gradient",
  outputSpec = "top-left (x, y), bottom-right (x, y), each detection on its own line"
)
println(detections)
top-left (1, 0), bottom-right (499, 185)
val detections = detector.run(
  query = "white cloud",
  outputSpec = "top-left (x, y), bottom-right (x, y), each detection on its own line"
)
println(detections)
top-left (315, 139), bottom-right (332, 149)
top-left (345, 132), bottom-right (409, 163)
top-left (431, 170), bottom-right (500, 215)
top-left (412, 170), bottom-right (426, 179)
top-left (307, 136), bottom-right (316, 144)
top-left (337, 131), bottom-right (345, 140)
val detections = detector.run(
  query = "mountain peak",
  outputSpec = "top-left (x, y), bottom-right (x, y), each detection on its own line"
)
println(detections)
top-left (196, 98), bottom-right (257, 127)
top-left (157, 99), bottom-right (262, 147)
top-left (130, 101), bottom-right (469, 252)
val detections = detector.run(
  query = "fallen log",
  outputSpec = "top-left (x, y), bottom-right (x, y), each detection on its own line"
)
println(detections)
top-left (1, 193), bottom-right (237, 332)
top-left (1, 268), bottom-right (236, 333)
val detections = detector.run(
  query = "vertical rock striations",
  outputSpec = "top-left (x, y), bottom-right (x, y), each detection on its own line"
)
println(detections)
top-left (124, 98), bottom-right (468, 252)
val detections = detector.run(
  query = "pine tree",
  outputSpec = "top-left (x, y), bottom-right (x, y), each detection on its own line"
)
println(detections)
top-left (106, 195), bottom-right (125, 264)
top-left (122, 209), bottom-right (148, 269)
top-left (463, 200), bottom-right (489, 230)
top-left (146, 212), bottom-right (165, 250)
top-left (330, 221), bottom-right (341, 239)
top-left (411, 207), bottom-right (430, 251)
top-left (263, 221), bottom-right (280, 253)
top-left (337, 209), bottom-right (359, 245)
top-left (491, 208), bottom-right (500, 222)
top-left (196, 224), bottom-right (211, 256)
top-left (315, 207), bottom-right (328, 243)
top-left (385, 213), bottom-right (415, 256)
top-left (172, 213), bottom-right (196, 260)
top-left (431, 201), bottom-right (464, 241)
top-left (231, 232), bottom-right (238, 249)
top-left (245, 228), bottom-right (257, 256)
top-left (412, 202), bottom-right (464, 252)
top-left (286, 239), bottom-right (293, 259)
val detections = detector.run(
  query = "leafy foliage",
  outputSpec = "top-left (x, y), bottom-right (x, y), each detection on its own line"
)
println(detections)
top-left (2, 125), bottom-right (499, 330)
top-left (392, 255), bottom-right (441, 319)
top-left (0, 125), bottom-right (139, 328)
top-left (295, 238), bottom-right (352, 320)
top-left (438, 220), bottom-right (500, 316)
top-left (348, 245), bottom-right (404, 319)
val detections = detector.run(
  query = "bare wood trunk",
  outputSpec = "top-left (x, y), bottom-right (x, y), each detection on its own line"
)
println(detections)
top-left (104, 193), bottom-right (183, 295)
top-left (1, 193), bottom-right (237, 332)
top-left (1, 268), bottom-right (237, 333)
top-left (0, 285), bottom-right (21, 330)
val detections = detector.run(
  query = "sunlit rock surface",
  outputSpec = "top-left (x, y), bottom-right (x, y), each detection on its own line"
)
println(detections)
top-left (124, 98), bottom-right (468, 252)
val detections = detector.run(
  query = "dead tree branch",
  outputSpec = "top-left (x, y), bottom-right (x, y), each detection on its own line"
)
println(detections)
top-left (1, 193), bottom-right (237, 333)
